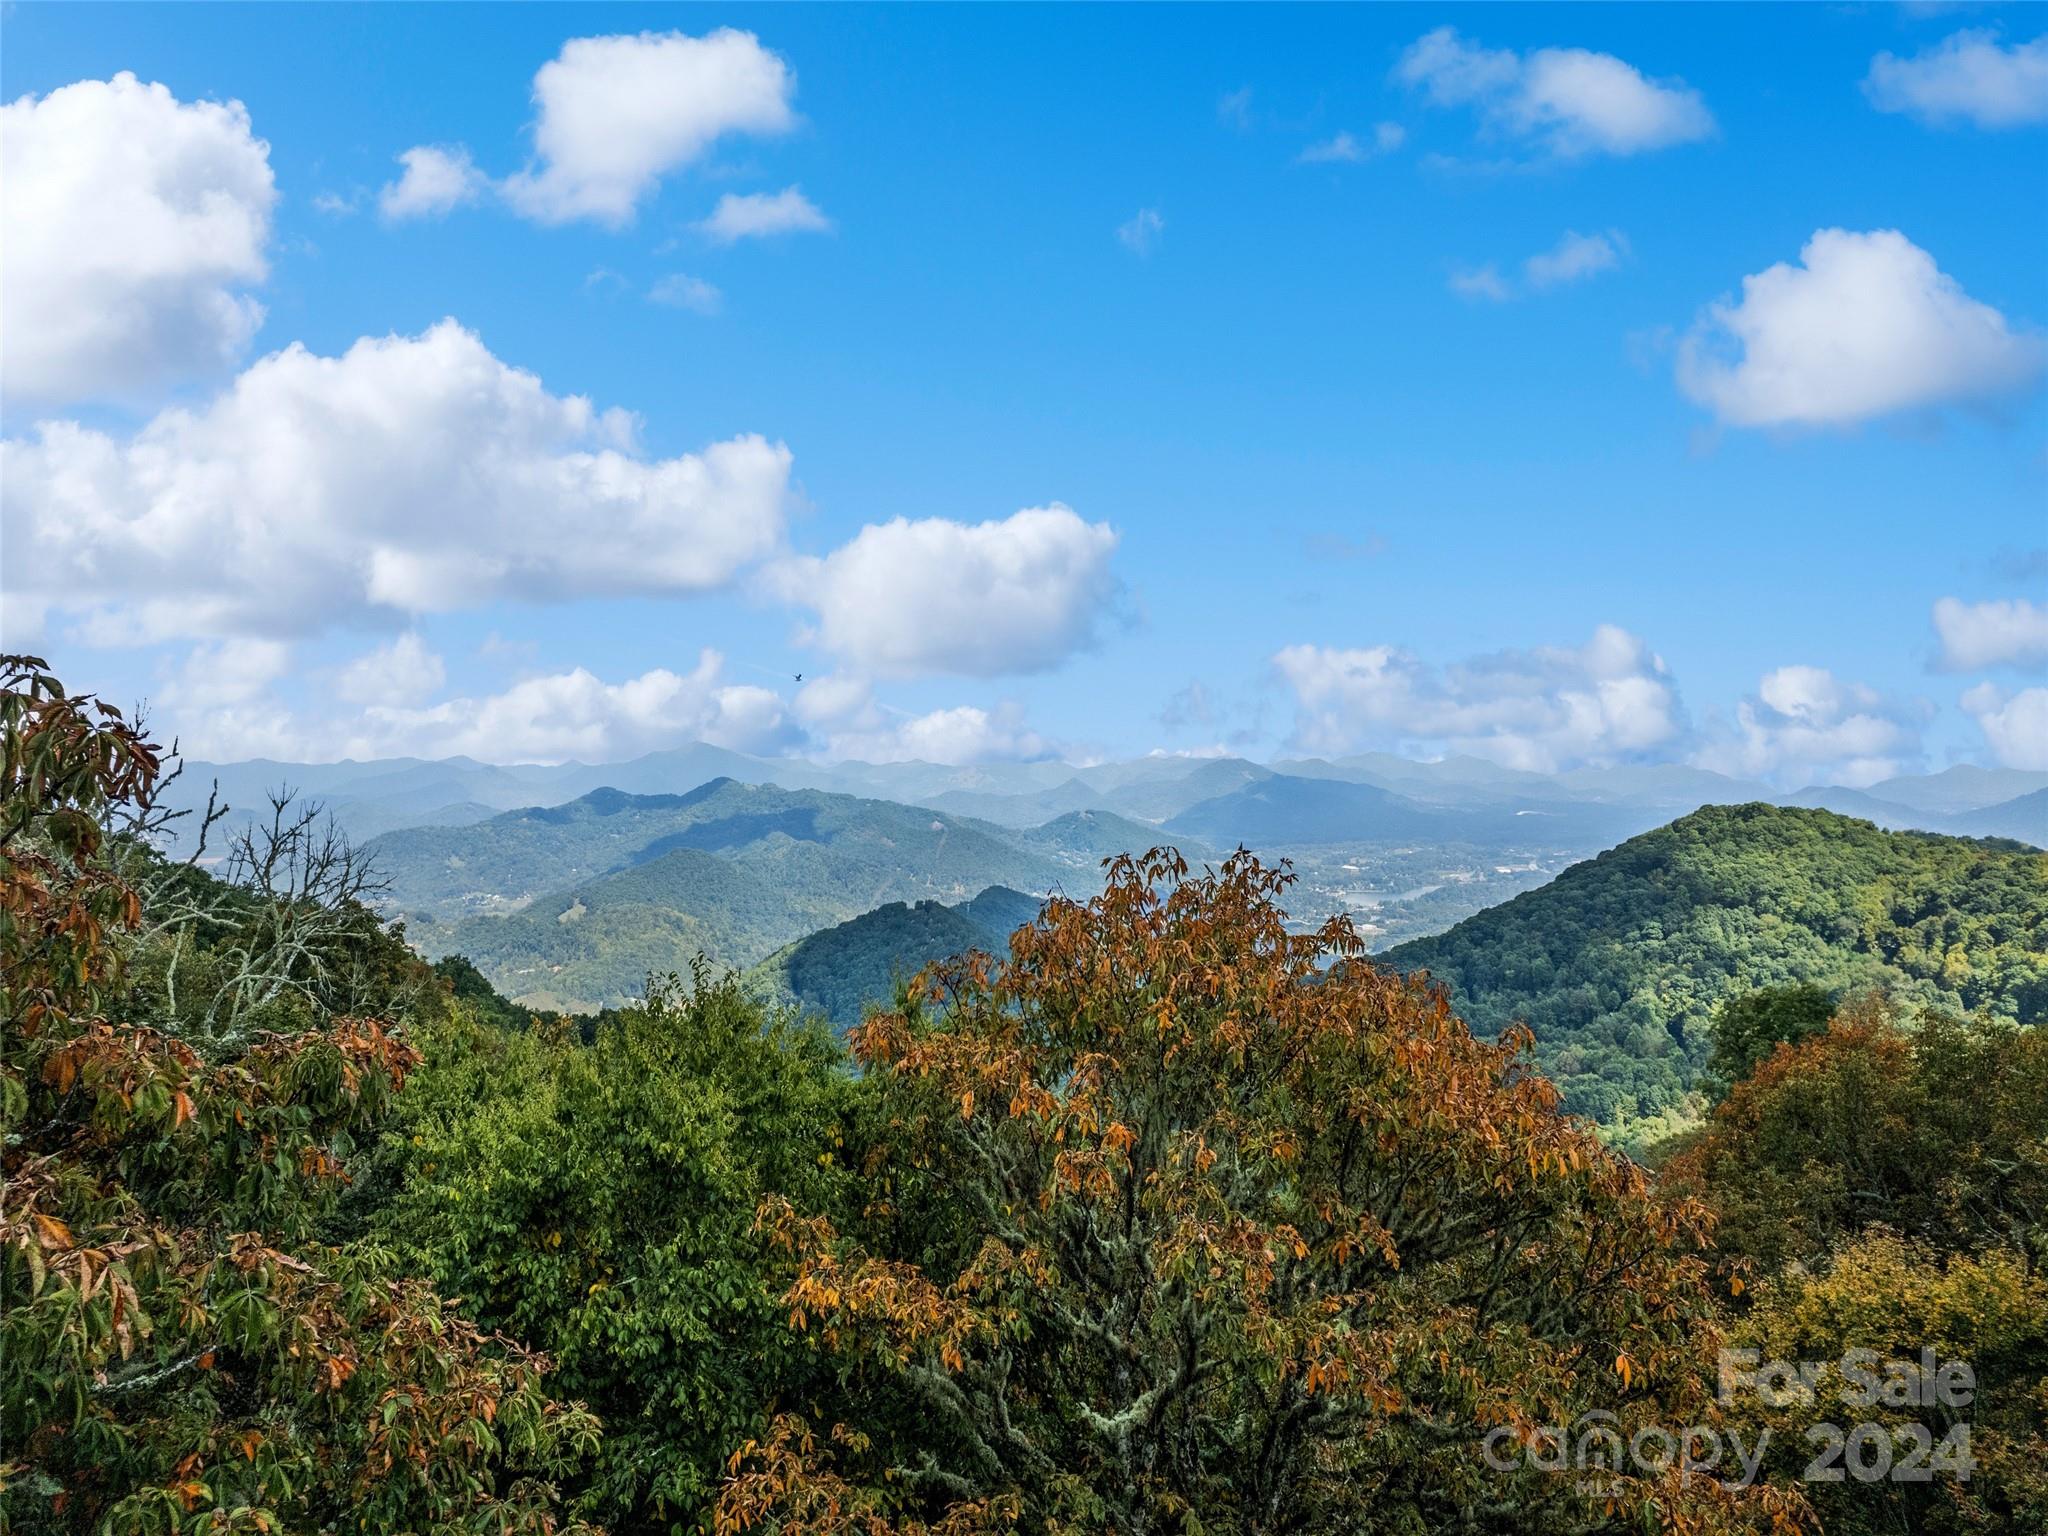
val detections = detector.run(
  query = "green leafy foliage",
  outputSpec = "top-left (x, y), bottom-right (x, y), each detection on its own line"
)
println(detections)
top-left (721, 852), bottom-right (1807, 1536)
top-left (12, 650), bottom-right (2043, 1536)
top-left (1672, 1006), bottom-right (2048, 1533)
top-left (372, 966), bottom-right (859, 1532)
top-left (1707, 983), bottom-right (1838, 1090)
top-left (1, 656), bottom-right (598, 1536)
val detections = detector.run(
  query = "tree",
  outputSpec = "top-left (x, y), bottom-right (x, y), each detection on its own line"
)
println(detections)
top-left (1668, 1001), bottom-right (2048, 1276)
top-left (1670, 1004), bottom-right (2048, 1534)
top-left (1723, 1230), bottom-right (2046, 1536)
top-left (1706, 984), bottom-right (1837, 1091)
top-left (720, 850), bottom-right (1805, 1535)
top-left (376, 964), bottom-right (859, 1533)
top-left (1, 656), bottom-right (600, 1535)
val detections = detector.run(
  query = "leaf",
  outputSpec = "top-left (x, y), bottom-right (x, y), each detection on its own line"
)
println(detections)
top-left (32, 1214), bottom-right (73, 1251)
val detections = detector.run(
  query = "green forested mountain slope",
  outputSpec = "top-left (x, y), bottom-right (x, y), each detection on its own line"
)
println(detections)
top-left (1381, 804), bottom-right (2048, 1126)
top-left (417, 847), bottom-right (835, 1011)
top-left (745, 885), bottom-right (1042, 1028)
top-left (368, 779), bottom-right (1069, 923)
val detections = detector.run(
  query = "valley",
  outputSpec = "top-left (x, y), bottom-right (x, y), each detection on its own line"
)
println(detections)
top-left (179, 744), bottom-right (2042, 1019)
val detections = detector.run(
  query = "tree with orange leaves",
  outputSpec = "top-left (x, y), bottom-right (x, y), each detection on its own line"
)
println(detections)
top-left (721, 849), bottom-right (1805, 1535)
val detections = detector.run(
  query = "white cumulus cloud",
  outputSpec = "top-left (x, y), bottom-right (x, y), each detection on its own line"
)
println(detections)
top-left (1697, 665), bottom-right (1924, 788)
top-left (346, 655), bottom-right (796, 762)
top-left (1866, 30), bottom-right (2048, 129)
top-left (0, 73), bottom-right (276, 406)
top-left (165, 650), bottom-right (797, 765)
top-left (695, 186), bottom-right (832, 243)
top-left (877, 704), bottom-right (1052, 766)
top-left (1273, 624), bottom-right (1683, 772)
top-left (1677, 228), bottom-right (2044, 428)
top-left (1962, 683), bottom-right (2048, 770)
top-left (1397, 27), bottom-right (1713, 157)
top-left (161, 638), bottom-right (293, 715)
top-left (773, 504), bottom-right (1120, 679)
top-left (500, 29), bottom-right (798, 226)
top-left (2, 320), bottom-right (793, 642)
top-left (336, 634), bottom-right (447, 707)
top-left (379, 144), bottom-right (488, 220)
top-left (1934, 597), bottom-right (2048, 672)
top-left (795, 676), bottom-right (1053, 766)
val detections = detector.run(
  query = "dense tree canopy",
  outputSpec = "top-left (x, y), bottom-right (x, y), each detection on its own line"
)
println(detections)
top-left (373, 965), bottom-right (858, 1531)
top-left (11, 655), bottom-right (2040, 1536)
top-left (744, 887), bottom-right (1040, 1030)
top-left (1385, 803), bottom-right (2048, 1136)
top-left (717, 850), bottom-right (1804, 1535)
top-left (1, 657), bottom-right (598, 1536)
top-left (1671, 1004), bottom-right (2048, 1535)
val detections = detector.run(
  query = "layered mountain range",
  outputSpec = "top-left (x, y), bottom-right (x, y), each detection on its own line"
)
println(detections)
top-left (162, 746), bottom-right (2044, 1016)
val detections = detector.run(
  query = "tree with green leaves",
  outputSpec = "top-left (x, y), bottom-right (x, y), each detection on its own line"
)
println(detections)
top-left (1706, 983), bottom-right (1837, 1092)
top-left (1, 656), bottom-right (600, 1535)
top-left (1670, 1002), bottom-right (2048, 1534)
top-left (374, 963), bottom-right (860, 1533)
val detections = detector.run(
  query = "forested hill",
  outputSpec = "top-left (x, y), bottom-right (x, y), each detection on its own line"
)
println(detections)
top-left (747, 885), bottom-right (1043, 1028)
top-left (366, 778), bottom-right (1071, 924)
top-left (1381, 803), bottom-right (2047, 1129)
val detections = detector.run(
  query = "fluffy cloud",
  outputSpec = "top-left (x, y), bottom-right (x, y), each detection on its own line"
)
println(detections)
top-left (1273, 624), bottom-right (1682, 772)
top-left (349, 656), bottom-right (794, 762)
top-left (379, 145), bottom-right (488, 220)
top-left (0, 73), bottom-right (276, 406)
top-left (695, 187), bottom-right (832, 243)
top-left (2, 320), bottom-right (793, 642)
top-left (791, 675), bottom-right (1052, 765)
top-left (1677, 228), bottom-right (2044, 428)
top-left (1962, 683), bottom-right (2048, 770)
top-left (500, 29), bottom-right (797, 225)
top-left (1698, 665), bottom-right (1923, 788)
top-left (1117, 208), bottom-right (1164, 256)
top-left (773, 505), bottom-right (1120, 678)
top-left (1866, 30), bottom-right (2048, 129)
top-left (167, 649), bottom-right (796, 765)
top-left (161, 638), bottom-right (293, 715)
top-left (878, 705), bottom-right (1051, 766)
top-left (1933, 597), bottom-right (2048, 671)
top-left (1397, 28), bottom-right (1713, 157)
top-left (336, 634), bottom-right (447, 707)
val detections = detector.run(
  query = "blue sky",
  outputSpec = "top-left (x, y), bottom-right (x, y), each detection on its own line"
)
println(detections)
top-left (3, 4), bottom-right (2044, 784)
